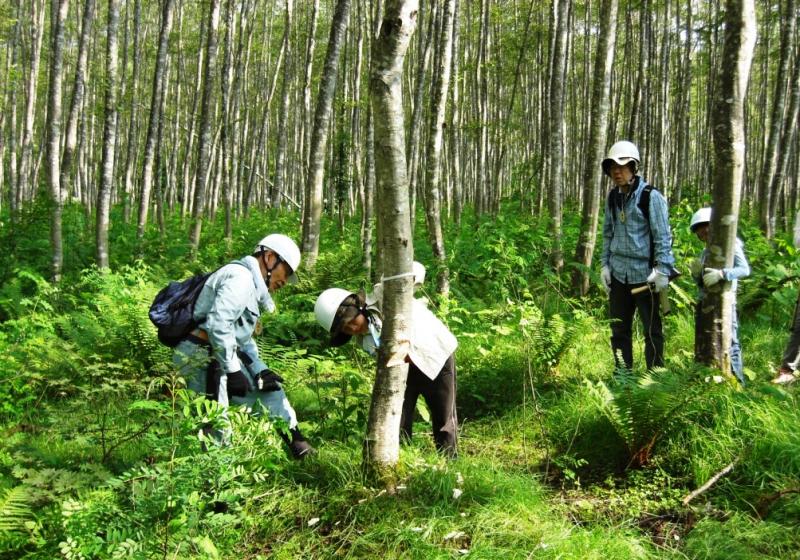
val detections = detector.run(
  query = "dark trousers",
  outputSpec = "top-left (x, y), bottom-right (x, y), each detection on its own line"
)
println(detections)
top-left (400, 355), bottom-right (458, 457)
top-left (609, 276), bottom-right (664, 369)
top-left (781, 292), bottom-right (800, 370)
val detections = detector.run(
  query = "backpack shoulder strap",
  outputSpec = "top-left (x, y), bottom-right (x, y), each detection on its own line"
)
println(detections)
top-left (607, 186), bottom-right (619, 222)
top-left (638, 183), bottom-right (654, 223)
top-left (638, 183), bottom-right (656, 268)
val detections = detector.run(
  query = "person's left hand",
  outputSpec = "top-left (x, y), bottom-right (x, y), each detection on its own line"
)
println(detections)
top-left (255, 369), bottom-right (284, 392)
top-left (646, 269), bottom-right (669, 293)
top-left (703, 268), bottom-right (725, 287)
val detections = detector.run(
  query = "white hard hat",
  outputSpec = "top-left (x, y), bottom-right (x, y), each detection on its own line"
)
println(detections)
top-left (602, 140), bottom-right (640, 176)
top-left (412, 261), bottom-right (426, 286)
top-left (690, 207), bottom-right (712, 232)
top-left (254, 234), bottom-right (301, 283)
top-left (314, 288), bottom-right (353, 333)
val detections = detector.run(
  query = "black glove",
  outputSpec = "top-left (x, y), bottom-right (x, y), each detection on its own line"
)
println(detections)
top-left (255, 369), bottom-right (284, 392)
top-left (226, 370), bottom-right (250, 397)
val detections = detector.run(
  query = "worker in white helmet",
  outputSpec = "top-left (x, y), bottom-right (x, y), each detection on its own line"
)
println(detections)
top-left (689, 207), bottom-right (750, 385)
top-left (314, 262), bottom-right (458, 457)
top-left (600, 140), bottom-right (676, 371)
top-left (172, 234), bottom-right (313, 458)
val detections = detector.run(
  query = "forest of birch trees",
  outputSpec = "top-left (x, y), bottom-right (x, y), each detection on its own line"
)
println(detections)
top-left (1, 0), bottom-right (798, 283)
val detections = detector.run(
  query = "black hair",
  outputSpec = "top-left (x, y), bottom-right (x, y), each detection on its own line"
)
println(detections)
top-left (330, 292), bottom-right (367, 337)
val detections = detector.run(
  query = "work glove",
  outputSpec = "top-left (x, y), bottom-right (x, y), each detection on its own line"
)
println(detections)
top-left (702, 268), bottom-right (725, 288)
top-left (255, 369), bottom-right (284, 392)
top-left (226, 370), bottom-right (250, 397)
top-left (689, 259), bottom-right (703, 279)
top-left (646, 269), bottom-right (670, 293)
top-left (600, 266), bottom-right (612, 293)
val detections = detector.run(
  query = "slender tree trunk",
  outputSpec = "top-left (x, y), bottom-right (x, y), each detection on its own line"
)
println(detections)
top-left (18, 0), bottom-right (45, 204)
top-left (122, 0), bottom-right (142, 223)
top-left (572, 0), bottom-right (618, 295)
top-left (189, 0), bottom-right (221, 256)
top-left (768, 43), bottom-right (800, 233)
top-left (449, 0), bottom-right (461, 225)
top-left (696, 0), bottom-right (756, 375)
top-left (365, 0), bottom-right (418, 484)
top-left (759, 0), bottom-right (795, 238)
top-left (406, 1), bottom-right (433, 220)
top-left (547, 0), bottom-right (569, 273)
top-left (61, 0), bottom-right (94, 200)
top-left (6, 6), bottom-right (21, 223)
top-left (273, 0), bottom-right (293, 207)
top-left (137, 0), bottom-right (175, 241)
top-left (299, 0), bottom-right (320, 193)
top-left (46, 0), bottom-right (70, 281)
top-left (96, 0), bottom-right (120, 270)
top-left (301, 0), bottom-right (352, 269)
top-left (423, 0), bottom-right (455, 295)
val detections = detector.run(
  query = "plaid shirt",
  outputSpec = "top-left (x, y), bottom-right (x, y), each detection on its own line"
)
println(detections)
top-left (601, 177), bottom-right (675, 284)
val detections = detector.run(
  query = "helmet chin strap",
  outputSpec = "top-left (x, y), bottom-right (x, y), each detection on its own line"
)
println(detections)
top-left (259, 247), bottom-right (280, 284)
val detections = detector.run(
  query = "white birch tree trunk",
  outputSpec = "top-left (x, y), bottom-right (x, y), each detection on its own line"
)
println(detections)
top-left (96, 0), bottom-right (120, 270)
top-left (365, 0), bottom-right (418, 483)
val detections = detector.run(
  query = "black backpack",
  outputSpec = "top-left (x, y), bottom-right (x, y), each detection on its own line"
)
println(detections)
top-left (149, 272), bottom-right (214, 347)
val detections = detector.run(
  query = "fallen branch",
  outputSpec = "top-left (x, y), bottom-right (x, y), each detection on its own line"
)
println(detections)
top-left (756, 487), bottom-right (800, 519)
top-left (682, 456), bottom-right (740, 506)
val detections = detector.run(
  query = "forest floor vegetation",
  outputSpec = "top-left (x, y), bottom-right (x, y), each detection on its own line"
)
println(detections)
top-left (0, 205), bottom-right (798, 559)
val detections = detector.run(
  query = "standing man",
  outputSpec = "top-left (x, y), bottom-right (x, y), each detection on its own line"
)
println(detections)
top-left (173, 234), bottom-right (314, 458)
top-left (600, 141), bottom-right (676, 370)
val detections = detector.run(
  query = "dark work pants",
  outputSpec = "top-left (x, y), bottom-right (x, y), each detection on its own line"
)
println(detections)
top-left (781, 292), bottom-right (800, 370)
top-left (400, 355), bottom-right (458, 457)
top-left (609, 276), bottom-right (664, 370)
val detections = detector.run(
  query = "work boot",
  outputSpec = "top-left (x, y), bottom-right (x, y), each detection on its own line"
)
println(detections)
top-left (279, 428), bottom-right (316, 459)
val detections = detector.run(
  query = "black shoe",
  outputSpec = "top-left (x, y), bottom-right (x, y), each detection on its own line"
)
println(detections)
top-left (288, 428), bottom-right (316, 459)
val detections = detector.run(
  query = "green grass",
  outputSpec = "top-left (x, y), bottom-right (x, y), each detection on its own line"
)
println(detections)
top-left (1, 206), bottom-right (799, 558)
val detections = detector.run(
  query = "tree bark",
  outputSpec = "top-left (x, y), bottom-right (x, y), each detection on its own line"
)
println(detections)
top-left (18, 0), bottom-right (45, 205)
top-left (696, 0), bottom-right (756, 375)
top-left (122, 0), bottom-right (142, 223)
top-left (60, 0), bottom-right (94, 201)
top-left (768, 44), bottom-right (800, 234)
top-left (423, 0), bottom-right (455, 295)
top-left (46, 0), bottom-right (70, 281)
top-left (301, 0), bottom-right (352, 269)
top-left (137, 0), bottom-right (175, 241)
top-left (547, 0), bottom-right (569, 273)
top-left (272, 0), bottom-right (293, 207)
top-left (365, 0), bottom-right (418, 483)
top-left (759, 0), bottom-right (795, 239)
top-left (189, 0), bottom-right (221, 256)
top-left (572, 0), bottom-right (618, 296)
top-left (96, 0), bottom-right (121, 270)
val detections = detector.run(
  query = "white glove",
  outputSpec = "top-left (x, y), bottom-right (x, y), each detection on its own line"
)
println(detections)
top-left (646, 269), bottom-right (669, 293)
top-left (600, 266), bottom-right (612, 293)
top-left (703, 268), bottom-right (725, 287)
top-left (689, 259), bottom-right (703, 279)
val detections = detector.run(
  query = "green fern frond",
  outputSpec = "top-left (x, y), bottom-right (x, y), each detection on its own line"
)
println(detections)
top-left (0, 485), bottom-right (35, 533)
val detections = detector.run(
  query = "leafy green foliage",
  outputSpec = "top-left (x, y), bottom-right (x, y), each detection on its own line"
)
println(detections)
top-left (587, 364), bottom-right (713, 468)
top-left (1, 205), bottom-right (799, 557)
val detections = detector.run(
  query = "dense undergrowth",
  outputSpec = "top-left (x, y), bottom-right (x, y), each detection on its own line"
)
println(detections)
top-left (0, 203), bottom-right (798, 559)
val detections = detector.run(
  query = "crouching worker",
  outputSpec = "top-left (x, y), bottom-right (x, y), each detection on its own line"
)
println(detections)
top-left (314, 264), bottom-right (458, 457)
top-left (173, 234), bottom-right (314, 458)
top-left (689, 208), bottom-right (750, 385)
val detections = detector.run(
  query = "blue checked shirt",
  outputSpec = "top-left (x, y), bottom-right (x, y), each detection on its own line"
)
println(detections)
top-left (601, 177), bottom-right (675, 284)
